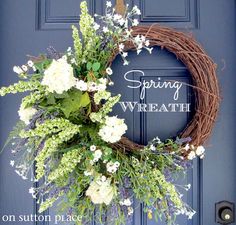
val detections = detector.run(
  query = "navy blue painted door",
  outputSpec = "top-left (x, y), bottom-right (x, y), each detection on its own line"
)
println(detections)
top-left (0, 0), bottom-right (236, 225)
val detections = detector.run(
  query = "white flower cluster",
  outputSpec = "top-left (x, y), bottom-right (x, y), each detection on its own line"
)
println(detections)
top-left (75, 77), bottom-right (108, 92)
top-left (18, 105), bottom-right (37, 125)
top-left (98, 116), bottom-right (128, 143)
top-left (95, 2), bottom-right (153, 65)
top-left (106, 161), bottom-right (120, 173)
top-left (184, 144), bottom-right (205, 160)
top-left (119, 198), bottom-right (134, 216)
top-left (86, 177), bottom-right (116, 205)
top-left (89, 145), bottom-right (103, 163)
top-left (42, 57), bottom-right (76, 94)
top-left (175, 207), bottom-right (196, 220)
top-left (13, 60), bottom-right (36, 75)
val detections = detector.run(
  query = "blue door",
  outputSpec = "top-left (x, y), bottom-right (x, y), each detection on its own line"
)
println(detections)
top-left (0, 0), bottom-right (236, 225)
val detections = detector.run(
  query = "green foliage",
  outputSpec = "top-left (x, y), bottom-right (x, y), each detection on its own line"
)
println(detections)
top-left (0, 80), bottom-right (43, 96)
top-left (60, 90), bottom-right (90, 118)
top-left (72, 25), bottom-right (82, 65)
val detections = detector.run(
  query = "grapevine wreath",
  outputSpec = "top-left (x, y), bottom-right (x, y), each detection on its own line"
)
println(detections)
top-left (0, 1), bottom-right (220, 225)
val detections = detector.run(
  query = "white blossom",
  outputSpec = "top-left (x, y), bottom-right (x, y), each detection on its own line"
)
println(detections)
top-left (196, 146), bottom-right (205, 156)
top-left (75, 80), bottom-right (88, 91)
top-left (87, 82), bottom-right (98, 92)
top-left (27, 60), bottom-right (34, 67)
top-left (133, 5), bottom-right (141, 15)
top-left (93, 150), bottom-right (102, 162)
top-left (145, 40), bottom-right (150, 47)
top-left (10, 160), bottom-right (15, 167)
top-left (106, 1), bottom-right (112, 8)
top-left (90, 145), bottom-right (96, 152)
top-left (123, 60), bottom-right (129, 66)
top-left (22, 65), bottom-right (28, 72)
top-left (187, 151), bottom-right (196, 160)
top-left (184, 144), bottom-right (190, 151)
top-left (106, 161), bottom-right (120, 173)
top-left (99, 116), bottom-right (128, 143)
top-left (106, 67), bottom-right (113, 75)
top-left (128, 207), bottom-right (134, 215)
top-left (93, 23), bottom-right (100, 30)
top-left (13, 66), bottom-right (23, 74)
top-left (18, 105), bottom-right (37, 125)
top-left (42, 58), bottom-right (76, 94)
top-left (86, 179), bottom-right (116, 205)
top-left (120, 198), bottom-right (132, 206)
top-left (101, 176), bottom-right (106, 182)
top-left (147, 47), bottom-right (153, 54)
top-left (114, 14), bottom-right (122, 21)
top-left (103, 27), bottom-right (109, 33)
top-left (137, 49), bottom-right (142, 55)
top-left (109, 81), bottom-right (114, 86)
top-left (132, 19), bottom-right (139, 26)
top-left (119, 43), bottom-right (125, 52)
top-left (122, 52), bottom-right (128, 58)
top-left (84, 171), bottom-right (92, 176)
top-left (119, 18), bottom-right (126, 26)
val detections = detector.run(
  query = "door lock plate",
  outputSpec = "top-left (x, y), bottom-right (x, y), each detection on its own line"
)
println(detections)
top-left (216, 201), bottom-right (235, 224)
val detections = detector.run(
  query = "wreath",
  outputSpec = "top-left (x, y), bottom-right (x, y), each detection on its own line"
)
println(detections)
top-left (0, 1), bottom-right (220, 225)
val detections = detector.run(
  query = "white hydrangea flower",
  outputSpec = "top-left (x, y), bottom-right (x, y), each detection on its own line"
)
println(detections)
top-left (86, 179), bottom-right (116, 205)
top-left (41, 57), bottom-right (76, 94)
top-left (18, 105), bottom-right (37, 125)
top-left (99, 116), bottom-right (128, 143)
top-left (75, 80), bottom-right (88, 91)
top-left (196, 146), bottom-right (205, 156)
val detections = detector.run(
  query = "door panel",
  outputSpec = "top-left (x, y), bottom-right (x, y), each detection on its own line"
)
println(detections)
top-left (0, 1), bottom-right (235, 225)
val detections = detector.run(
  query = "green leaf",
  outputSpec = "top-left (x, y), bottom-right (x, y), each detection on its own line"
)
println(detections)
top-left (80, 92), bottom-right (90, 107)
top-left (86, 62), bottom-right (92, 71)
top-left (47, 94), bottom-right (56, 105)
top-left (92, 62), bottom-right (100, 72)
top-left (60, 90), bottom-right (90, 118)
